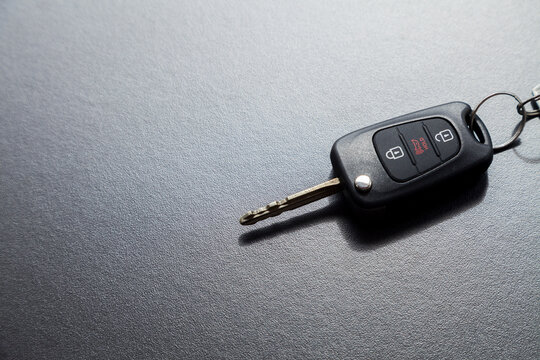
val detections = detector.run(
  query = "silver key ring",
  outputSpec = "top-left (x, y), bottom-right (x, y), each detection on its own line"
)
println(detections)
top-left (469, 92), bottom-right (527, 152)
top-left (517, 94), bottom-right (540, 118)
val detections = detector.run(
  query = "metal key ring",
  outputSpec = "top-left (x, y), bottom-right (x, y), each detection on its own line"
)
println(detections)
top-left (516, 94), bottom-right (540, 118)
top-left (469, 92), bottom-right (527, 152)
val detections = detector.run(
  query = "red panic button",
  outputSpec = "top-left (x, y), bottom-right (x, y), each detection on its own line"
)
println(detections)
top-left (398, 121), bottom-right (441, 173)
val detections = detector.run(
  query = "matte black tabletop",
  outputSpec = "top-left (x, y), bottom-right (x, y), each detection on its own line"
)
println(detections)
top-left (1, 1), bottom-right (539, 359)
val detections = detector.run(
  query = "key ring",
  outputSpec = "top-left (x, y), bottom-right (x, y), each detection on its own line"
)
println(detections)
top-left (517, 94), bottom-right (540, 119)
top-left (469, 92), bottom-right (527, 152)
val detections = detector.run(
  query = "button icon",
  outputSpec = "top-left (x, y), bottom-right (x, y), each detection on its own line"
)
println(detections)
top-left (435, 129), bottom-right (454, 143)
top-left (411, 139), bottom-right (423, 155)
top-left (411, 137), bottom-right (429, 155)
top-left (386, 146), bottom-right (404, 160)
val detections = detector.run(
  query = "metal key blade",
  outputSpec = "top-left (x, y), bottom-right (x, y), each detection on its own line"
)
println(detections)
top-left (239, 177), bottom-right (342, 225)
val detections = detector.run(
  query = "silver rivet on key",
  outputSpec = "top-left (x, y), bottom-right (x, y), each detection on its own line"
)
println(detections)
top-left (354, 175), bottom-right (372, 192)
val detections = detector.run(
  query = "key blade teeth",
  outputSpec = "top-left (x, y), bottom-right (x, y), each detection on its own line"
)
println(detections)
top-left (239, 178), bottom-right (342, 226)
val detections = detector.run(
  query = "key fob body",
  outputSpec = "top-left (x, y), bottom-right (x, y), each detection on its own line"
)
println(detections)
top-left (330, 102), bottom-right (493, 209)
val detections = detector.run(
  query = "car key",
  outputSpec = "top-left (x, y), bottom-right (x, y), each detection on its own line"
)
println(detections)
top-left (239, 101), bottom-right (495, 225)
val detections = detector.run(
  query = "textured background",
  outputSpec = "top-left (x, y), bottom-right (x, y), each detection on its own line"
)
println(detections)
top-left (1, 1), bottom-right (539, 359)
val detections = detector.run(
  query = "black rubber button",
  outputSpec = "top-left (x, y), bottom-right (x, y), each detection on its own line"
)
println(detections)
top-left (373, 127), bottom-right (418, 182)
top-left (423, 118), bottom-right (460, 161)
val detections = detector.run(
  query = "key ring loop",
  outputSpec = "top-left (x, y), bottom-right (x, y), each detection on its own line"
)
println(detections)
top-left (516, 94), bottom-right (540, 118)
top-left (469, 92), bottom-right (527, 152)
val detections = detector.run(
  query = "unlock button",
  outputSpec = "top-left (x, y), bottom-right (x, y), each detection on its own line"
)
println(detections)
top-left (423, 118), bottom-right (460, 161)
top-left (435, 129), bottom-right (454, 142)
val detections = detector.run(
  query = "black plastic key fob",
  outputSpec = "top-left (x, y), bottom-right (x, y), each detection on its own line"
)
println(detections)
top-left (330, 102), bottom-right (493, 209)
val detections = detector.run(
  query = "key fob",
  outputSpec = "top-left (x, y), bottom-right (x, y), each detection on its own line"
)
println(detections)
top-left (330, 102), bottom-right (493, 209)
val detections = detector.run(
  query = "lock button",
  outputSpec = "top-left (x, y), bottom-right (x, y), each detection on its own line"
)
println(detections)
top-left (373, 126), bottom-right (418, 182)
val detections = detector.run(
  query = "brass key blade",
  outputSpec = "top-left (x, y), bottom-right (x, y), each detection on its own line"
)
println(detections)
top-left (239, 177), bottom-right (342, 225)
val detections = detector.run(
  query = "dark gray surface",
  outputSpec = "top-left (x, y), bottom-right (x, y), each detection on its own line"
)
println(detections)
top-left (1, 1), bottom-right (539, 359)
